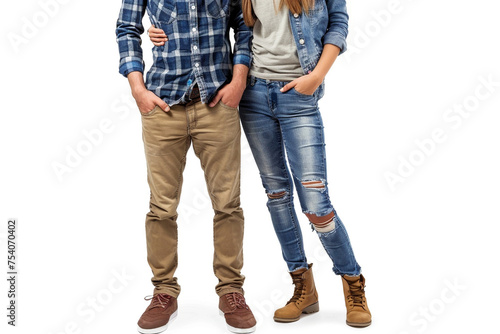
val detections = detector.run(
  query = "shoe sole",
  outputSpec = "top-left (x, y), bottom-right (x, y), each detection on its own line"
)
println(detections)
top-left (346, 320), bottom-right (372, 328)
top-left (137, 310), bottom-right (178, 334)
top-left (273, 302), bottom-right (319, 323)
top-left (219, 310), bottom-right (257, 333)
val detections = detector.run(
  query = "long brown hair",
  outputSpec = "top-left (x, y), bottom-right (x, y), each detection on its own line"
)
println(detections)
top-left (242, 0), bottom-right (316, 27)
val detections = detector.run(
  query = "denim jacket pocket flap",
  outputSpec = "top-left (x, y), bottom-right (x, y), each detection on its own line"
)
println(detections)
top-left (311, 0), bottom-right (325, 12)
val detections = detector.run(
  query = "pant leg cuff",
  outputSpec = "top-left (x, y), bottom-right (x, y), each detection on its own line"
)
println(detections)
top-left (154, 286), bottom-right (180, 299)
top-left (216, 287), bottom-right (245, 297)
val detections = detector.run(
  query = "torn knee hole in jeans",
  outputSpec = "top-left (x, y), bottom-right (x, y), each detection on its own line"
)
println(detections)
top-left (301, 180), bottom-right (326, 189)
top-left (305, 211), bottom-right (335, 233)
top-left (267, 191), bottom-right (287, 199)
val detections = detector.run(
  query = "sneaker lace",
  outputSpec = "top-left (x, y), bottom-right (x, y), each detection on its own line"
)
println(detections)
top-left (225, 293), bottom-right (249, 310)
top-left (145, 294), bottom-right (172, 310)
top-left (288, 275), bottom-right (305, 304)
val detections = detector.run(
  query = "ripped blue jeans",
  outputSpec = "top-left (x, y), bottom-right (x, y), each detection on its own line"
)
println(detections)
top-left (239, 76), bottom-right (361, 276)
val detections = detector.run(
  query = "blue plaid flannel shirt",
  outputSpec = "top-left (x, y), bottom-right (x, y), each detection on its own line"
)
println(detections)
top-left (116, 0), bottom-right (252, 105)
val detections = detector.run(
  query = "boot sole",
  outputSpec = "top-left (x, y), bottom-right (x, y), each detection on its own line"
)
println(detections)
top-left (273, 302), bottom-right (319, 323)
top-left (346, 320), bottom-right (372, 328)
top-left (219, 310), bottom-right (256, 333)
top-left (137, 310), bottom-right (178, 334)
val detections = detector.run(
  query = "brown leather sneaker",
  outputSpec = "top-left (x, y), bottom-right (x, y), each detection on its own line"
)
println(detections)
top-left (137, 294), bottom-right (178, 334)
top-left (219, 292), bottom-right (257, 333)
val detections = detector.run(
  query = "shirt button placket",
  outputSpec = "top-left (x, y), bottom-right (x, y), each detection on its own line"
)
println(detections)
top-left (190, 2), bottom-right (201, 82)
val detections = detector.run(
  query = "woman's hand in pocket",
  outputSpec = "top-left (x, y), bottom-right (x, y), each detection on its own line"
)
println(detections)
top-left (280, 73), bottom-right (323, 96)
top-left (148, 25), bottom-right (168, 46)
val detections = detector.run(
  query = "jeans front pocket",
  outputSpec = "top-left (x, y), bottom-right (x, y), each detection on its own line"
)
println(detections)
top-left (292, 87), bottom-right (315, 98)
top-left (281, 87), bottom-right (319, 116)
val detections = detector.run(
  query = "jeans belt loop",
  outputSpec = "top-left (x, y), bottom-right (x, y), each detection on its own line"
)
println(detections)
top-left (249, 75), bottom-right (256, 87)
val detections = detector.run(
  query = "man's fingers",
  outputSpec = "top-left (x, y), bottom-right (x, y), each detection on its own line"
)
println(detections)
top-left (155, 97), bottom-right (170, 112)
top-left (209, 92), bottom-right (223, 107)
top-left (160, 102), bottom-right (170, 112)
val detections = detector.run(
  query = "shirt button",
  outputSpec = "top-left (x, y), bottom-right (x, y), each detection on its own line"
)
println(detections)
top-left (191, 5), bottom-right (196, 10)
top-left (192, 27), bottom-right (197, 32)
top-left (299, 39), bottom-right (305, 45)
top-left (293, 13), bottom-right (299, 18)
top-left (193, 45), bottom-right (198, 50)
top-left (195, 63), bottom-right (200, 68)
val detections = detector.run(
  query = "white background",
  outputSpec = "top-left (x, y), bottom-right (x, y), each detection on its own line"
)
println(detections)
top-left (1, 0), bottom-right (500, 333)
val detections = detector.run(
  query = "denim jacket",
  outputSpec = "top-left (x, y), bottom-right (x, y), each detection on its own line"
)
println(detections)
top-left (287, 0), bottom-right (348, 97)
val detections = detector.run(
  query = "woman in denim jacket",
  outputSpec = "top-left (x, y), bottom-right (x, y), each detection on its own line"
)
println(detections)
top-left (149, 0), bottom-right (371, 327)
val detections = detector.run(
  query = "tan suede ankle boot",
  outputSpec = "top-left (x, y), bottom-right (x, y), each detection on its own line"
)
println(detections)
top-left (273, 264), bottom-right (319, 322)
top-left (342, 274), bottom-right (371, 327)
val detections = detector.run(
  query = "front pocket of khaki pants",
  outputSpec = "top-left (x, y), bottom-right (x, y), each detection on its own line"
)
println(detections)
top-left (219, 101), bottom-right (238, 110)
top-left (140, 106), bottom-right (160, 117)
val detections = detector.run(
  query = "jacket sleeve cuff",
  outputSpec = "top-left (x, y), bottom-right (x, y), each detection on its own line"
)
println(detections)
top-left (119, 60), bottom-right (144, 77)
top-left (323, 32), bottom-right (347, 55)
top-left (233, 54), bottom-right (252, 68)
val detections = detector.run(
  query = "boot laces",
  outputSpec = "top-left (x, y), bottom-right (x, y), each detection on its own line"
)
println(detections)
top-left (225, 293), bottom-right (249, 310)
top-left (145, 294), bottom-right (172, 310)
top-left (288, 275), bottom-right (306, 304)
top-left (347, 282), bottom-right (365, 308)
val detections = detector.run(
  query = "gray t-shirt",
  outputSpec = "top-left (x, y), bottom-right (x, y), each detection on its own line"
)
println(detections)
top-left (249, 0), bottom-right (304, 81)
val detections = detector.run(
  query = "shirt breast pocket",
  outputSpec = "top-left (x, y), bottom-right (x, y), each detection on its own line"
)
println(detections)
top-left (148, 0), bottom-right (177, 24)
top-left (206, 0), bottom-right (228, 19)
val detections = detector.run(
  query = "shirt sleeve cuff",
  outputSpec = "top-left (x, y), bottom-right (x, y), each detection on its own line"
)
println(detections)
top-left (233, 54), bottom-right (252, 68)
top-left (119, 60), bottom-right (145, 77)
top-left (323, 32), bottom-right (347, 55)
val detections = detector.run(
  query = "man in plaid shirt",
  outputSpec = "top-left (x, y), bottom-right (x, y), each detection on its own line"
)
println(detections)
top-left (116, 1), bottom-right (255, 333)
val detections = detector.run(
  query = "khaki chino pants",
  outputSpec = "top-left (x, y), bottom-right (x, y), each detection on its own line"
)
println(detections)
top-left (141, 101), bottom-right (245, 298)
